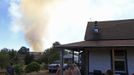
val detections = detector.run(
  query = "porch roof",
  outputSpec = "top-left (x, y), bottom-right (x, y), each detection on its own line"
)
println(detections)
top-left (56, 40), bottom-right (134, 50)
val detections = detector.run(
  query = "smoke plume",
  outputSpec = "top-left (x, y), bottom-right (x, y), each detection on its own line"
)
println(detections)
top-left (10, 0), bottom-right (58, 51)
top-left (20, 0), bottom-right (58, 51)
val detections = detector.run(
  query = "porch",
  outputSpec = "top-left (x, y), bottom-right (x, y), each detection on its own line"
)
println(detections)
top-left (56, 40), bottom-right (134, 75)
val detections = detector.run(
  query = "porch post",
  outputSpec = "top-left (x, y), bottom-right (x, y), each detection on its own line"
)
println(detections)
top-left (60, 49), bottom-right (64, 75)
top-left (85, 49), bottom-right (89, 75)
top-left (111, 48), bottom-right (115, 75)
top-left (78, 50), bottom-right (80, 64)
top-left (72, 50), bottom-right (74, 63)
top-left (81, 49), bottom-right (89, 75)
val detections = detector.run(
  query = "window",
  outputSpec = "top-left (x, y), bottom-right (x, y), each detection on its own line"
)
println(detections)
top-left (114, 50), bottom-right (125, 57)
top-left (114, 61), bottom-right (125, 71)
top-left (112, 50), bottom-right (127, 72)
top-left (114, 50), bottom-right (125, 59)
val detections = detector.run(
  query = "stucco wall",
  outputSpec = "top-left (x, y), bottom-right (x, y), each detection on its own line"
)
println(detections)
top-left (89, 49), bottom-right (111, 73)
top-left (127, 50), bottom-right (134, 75)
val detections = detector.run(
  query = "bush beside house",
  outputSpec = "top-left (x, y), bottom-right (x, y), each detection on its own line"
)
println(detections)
top-left (25, 62), bottom-right (40, 73)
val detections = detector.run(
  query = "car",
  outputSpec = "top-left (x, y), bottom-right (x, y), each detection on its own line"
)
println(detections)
top-left (48, 60), bottom-right (68, 73)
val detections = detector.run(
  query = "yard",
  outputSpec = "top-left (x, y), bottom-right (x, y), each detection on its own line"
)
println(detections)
top-left (26, 70), bottom-right (55, 75)
top-left (0, 70), bottom-right (55, 75)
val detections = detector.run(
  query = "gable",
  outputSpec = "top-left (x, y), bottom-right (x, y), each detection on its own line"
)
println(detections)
top-left (85, 19), bottom-right (134, 41)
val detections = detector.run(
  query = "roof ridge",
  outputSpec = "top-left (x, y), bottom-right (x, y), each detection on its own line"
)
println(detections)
top-left (88, 18), bottom-right (134, 23)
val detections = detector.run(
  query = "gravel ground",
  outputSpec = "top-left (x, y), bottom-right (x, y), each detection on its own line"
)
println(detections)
top-left (26, 70), bottom-right (55, 75)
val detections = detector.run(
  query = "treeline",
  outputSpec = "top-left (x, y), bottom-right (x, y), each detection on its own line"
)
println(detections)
top-left (0, 42), bottom-right (64, 73)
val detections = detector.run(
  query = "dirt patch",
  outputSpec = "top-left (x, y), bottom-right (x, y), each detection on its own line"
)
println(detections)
top-left (26, 70), bottom-right (55, 75)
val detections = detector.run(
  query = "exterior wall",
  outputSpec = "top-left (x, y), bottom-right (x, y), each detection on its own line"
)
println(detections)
top-left (127, 50), bottom-right (134, 75)
top-left (89, 49), bottom-right (111, 73)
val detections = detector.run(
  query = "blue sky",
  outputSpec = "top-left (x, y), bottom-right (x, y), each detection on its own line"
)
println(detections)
top-left (0, 0), bottom-right (134, 51)
top-left (0, 0), bottom-right (28, 50)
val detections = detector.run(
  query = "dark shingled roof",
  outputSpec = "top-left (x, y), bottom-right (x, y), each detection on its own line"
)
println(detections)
top-left (56, 19), bottom-right (134, 49)
top-left (85, 19), bottom-right (134, 41)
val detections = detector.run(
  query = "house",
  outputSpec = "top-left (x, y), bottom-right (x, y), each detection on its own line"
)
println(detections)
top-left (63, 54), bottom-right (79, 63)
top-left (56, 19), bottom-right (134, 75)
top-left (30, 52), bottom-right (42, 60)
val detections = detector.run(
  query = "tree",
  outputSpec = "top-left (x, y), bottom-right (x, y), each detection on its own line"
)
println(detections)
top-left (41, 47), bottom-right (60, 64)
top-left (0, 52), bottom-right (9, 69)
top-left (8, 49), bottom-right (17, 59)
top-left (0, 48), bottom-right (20, 64)
top-left (8, 49), bottom-right (18, 64)
top-left (40, 42), bottom-right (68, 64)
top-left (18, 46), bottom-right (29, 54)
top-left (53, 41), bottom-right (60, 47)
top-left (1, 48), bottom-right (9, 53)
top-left (24, 53), bottom-right (34, 65)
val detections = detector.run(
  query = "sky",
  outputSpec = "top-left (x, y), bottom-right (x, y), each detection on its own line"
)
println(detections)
top-left (0, 0), bottom-right (134, 51)
top-left (0, 0), bottom-right (28, 50)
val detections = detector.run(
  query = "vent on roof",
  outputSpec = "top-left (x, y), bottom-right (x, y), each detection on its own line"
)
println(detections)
top-left (92, 21), bottom-right (101, 40)
top-left (93, 21), bottom-right (99, 33)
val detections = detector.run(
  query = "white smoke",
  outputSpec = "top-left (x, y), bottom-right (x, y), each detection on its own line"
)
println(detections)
top-left (9, 0), bottom-right (59, 51)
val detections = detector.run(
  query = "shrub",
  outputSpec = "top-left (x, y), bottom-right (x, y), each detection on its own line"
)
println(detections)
top-left (106, 70), bottom-right (113, 75)
top-left (0, 53), bottom-right (9, 69)
top-left (14, 64), bottom-right (24, 75)
top-left (25, 62), bottom-right (40, 73)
